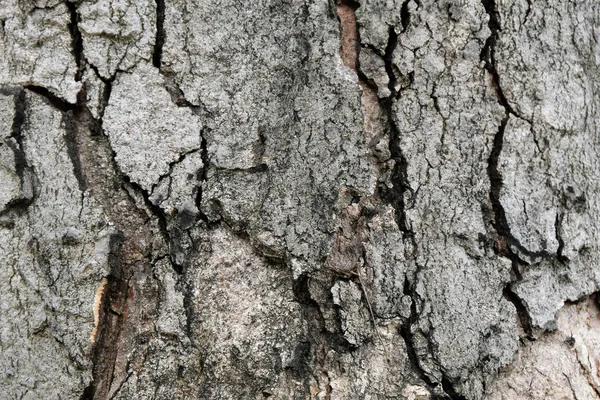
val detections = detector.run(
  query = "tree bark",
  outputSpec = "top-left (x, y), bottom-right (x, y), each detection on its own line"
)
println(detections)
top-left (1, 0), bottom-right (599, 399)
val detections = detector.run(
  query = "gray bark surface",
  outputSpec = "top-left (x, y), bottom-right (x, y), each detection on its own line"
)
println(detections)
top-left (0, 0), bottom-right (599, 399)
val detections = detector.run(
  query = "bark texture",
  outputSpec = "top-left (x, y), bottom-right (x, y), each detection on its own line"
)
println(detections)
top-left (0, 0), bottom-right (599, 399)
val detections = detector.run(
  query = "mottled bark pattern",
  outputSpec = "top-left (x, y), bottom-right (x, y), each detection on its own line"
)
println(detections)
top-left (0, 0), bottom-right (599, 399)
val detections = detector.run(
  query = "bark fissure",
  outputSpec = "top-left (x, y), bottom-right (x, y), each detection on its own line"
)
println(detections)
top-left (122, 175), bottom-right (184, 273)
top-left (152, 0), bottom-right (165, 68)
top-left (479, 0), bottom-right (556, 363)
top-left (400, 0), bottom-right (411, 33)
top-left (63, 113), bottom-right (87, 192)
top-left (481, 0), bottom-right (562, 266)
top-left (150, 147), bottom-right (201, 197)
top-left (2, 87), bottom-right (34, 213)
top-left (2, 0), bottom-right (598, 398)
top-left (84, 233), bottom-right (132, 400)
top-left (503, 285), bottom-right (534, 338)
top-left (334, 2), bottom-right (461, 398)
top-left (554, 212), bottom-right (567, 263)
top-left (65, 0), bottom-right (84, 81)
top-left (291, 273), bottom-right (356, 391)
top-left (194, 131), bottom-right (210, 224)
top-left (399, 278), bottom-right (440, 394)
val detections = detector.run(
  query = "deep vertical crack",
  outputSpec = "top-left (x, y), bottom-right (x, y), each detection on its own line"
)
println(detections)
top-left (22, 84), bottom-right (144, 399)
top-left (486, 114), bottom-right (514, 258)
top-left (503, 285), bottom-right (533, 338)
top-left (9, 88), bottom-right (29, 192)
top-left (65, 1), bottom-right (84, 81)
top-left (335, 1), bottom-right (442, 397)
top-left (152, 0), bottom-right (166, 68)
top-left (400, 0), bottom-right (411, 33)
top-left (83, 232), bottom-right (131, 400)
top-left (379, 26), bottom-right (413, 239)
top-left (481, 0), bottom-right (560, 263)
top-left (1, 86), bottom-right (34, 213)
top-left (383, 26), bottom-right (399, 98)
top-left (481, 0), bottom-right (538, 347)
top-left (555, 212), bottom-right (567, 263)
top-left (194, 130), bottom-right (211, 224)
top-left (399, 280), bottom-right (441, 396)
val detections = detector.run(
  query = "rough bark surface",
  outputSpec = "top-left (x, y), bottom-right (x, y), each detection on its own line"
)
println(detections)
top-left (0, 0), bottom-right (599, 399)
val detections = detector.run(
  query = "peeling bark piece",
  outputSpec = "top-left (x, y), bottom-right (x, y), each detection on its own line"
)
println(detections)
top-left (499, 116), bottom-right (559, 256)
top-left (332, 280), bottom-right (372, 346)
top-left (78, 0), bottom-right (157, 79)
top-left (359, 47), bottom-right (391, 98)
top-left (103, 64), bottom-right (202, 191)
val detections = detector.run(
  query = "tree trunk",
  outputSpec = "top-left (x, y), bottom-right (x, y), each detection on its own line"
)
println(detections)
top-left (1, 0), bottom-right (599, 399)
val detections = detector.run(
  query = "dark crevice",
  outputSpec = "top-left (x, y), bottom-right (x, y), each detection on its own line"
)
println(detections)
top-left (400, 0), bottom-right (411, 33)
top-left (161, 74), bottom-right (210, 118)
top-left (1, 88), bottom-right (33, 216)
top-left (65, 1), bottom-right (84, 81)
top-left (194, 130), bottom-right (211, 224)
top-left (503, 285), bottom-right (534, 338)
top-left (180, 277), bottom-right (196, 346)
top-left (218, 164), bottom-right (269, 174)
top-left (486, 113), bottom-right (564, 263)
top-left (335, 2), bottom-right (463, 398)
top-left (63, 113), bottom-right (87, 192)
top-left (150, 147), bottom-right (201, 195)
top-left (58, 88), bottom-right (173, 398)
top-left (78, 384), bottom-right (95, 400)
top-left (336, 1), bottom-right (437, 395)
top-left (97, 79), bottom-right (113, 123)
top-left (293, 273), bottom-right (357, 350)
top-left (399, 300), bottom-right (438, 393)
top-left (383, 26), bottom-right (399, 98)
top-left (378, 27), bottom-right (414, 238)
top-left (371, 24), bottom-right (414, 239)
top-left (9, 89), bottom-right (29, 187)
top-left (290, 273), bottom-right (354, 394)
top-left (510, 259), bottom-right (523, 281)
top-left (152, 0), bottom-right (166, 68)
top-left (481, 0), bottom-right (561, 265)
top-left (479, 0), bottom-right (514, 115)
top-left (441, 377), bottom-right (467, 400)
top-left (555, 213), bottom-right (567, 263)
top-left (379, 103), bottom-right (413, 238)
top-left (87, 233), bottom-right (131, 400)
top-left (487, 115), bottom-right (513, 255)
top-left (24, 85), bottom-right (76, 111)
top-left (10, 88), bottom-right (26, 145)
top-left (523, 0), bottom-right (532, 25)
top-left (121, 175), bottom-right (184, 274)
